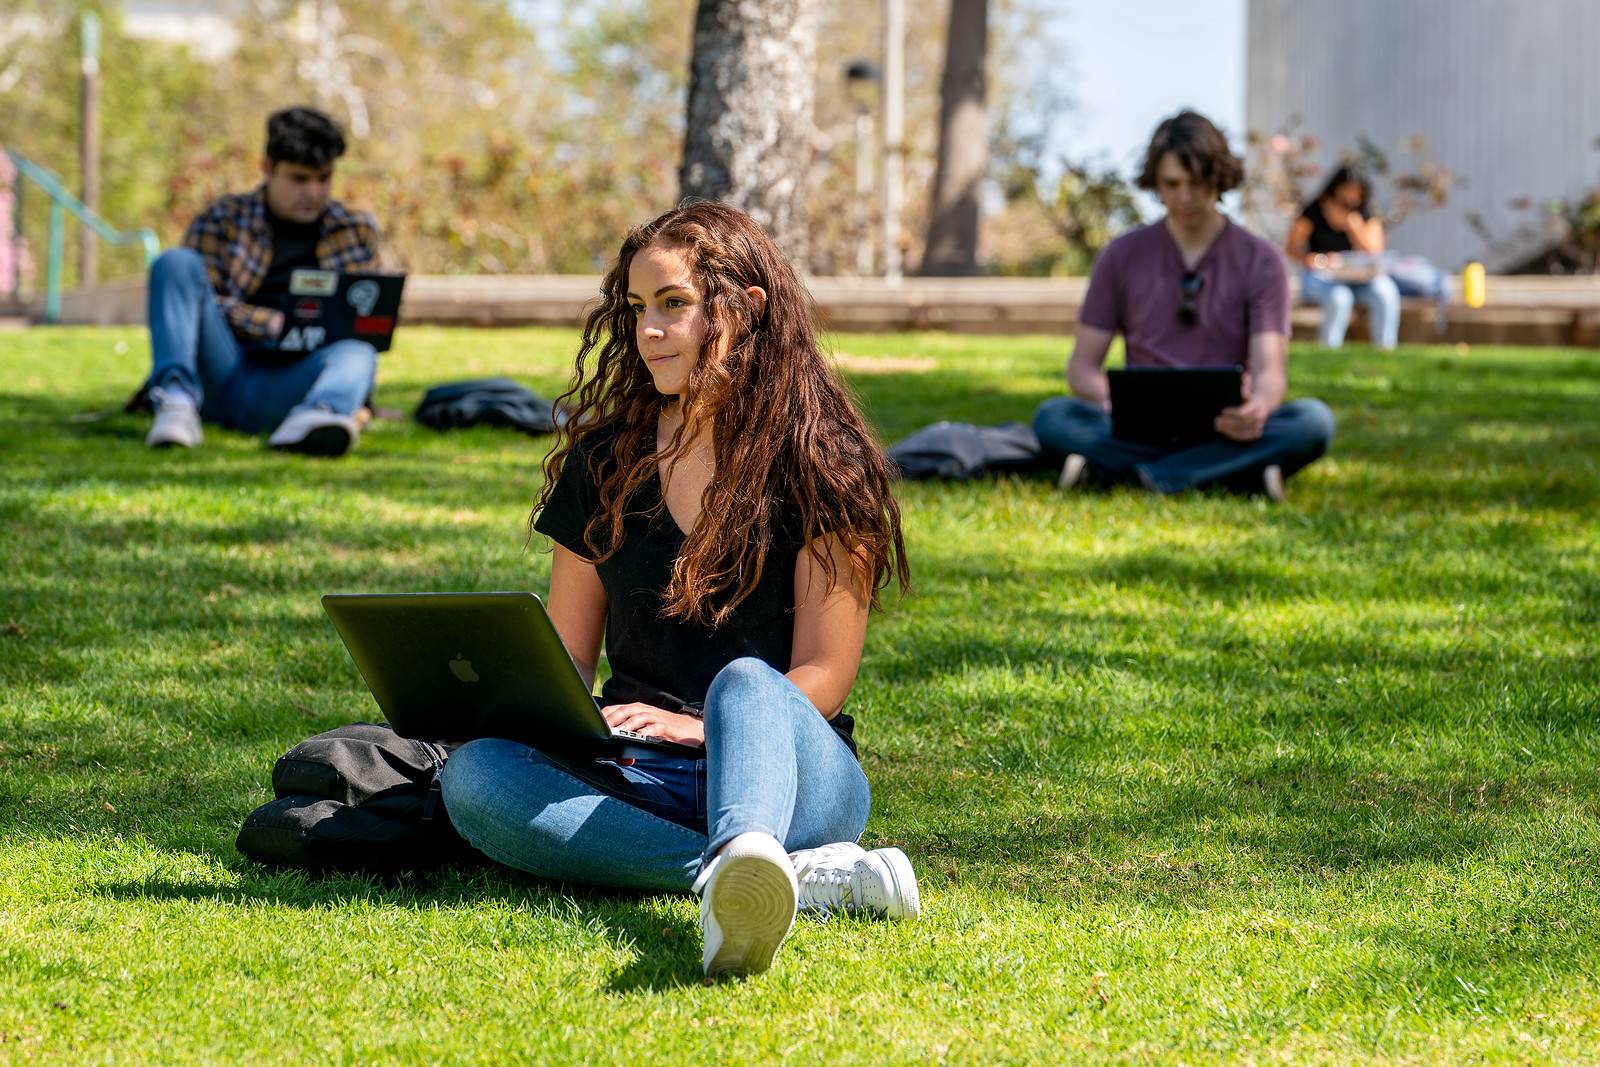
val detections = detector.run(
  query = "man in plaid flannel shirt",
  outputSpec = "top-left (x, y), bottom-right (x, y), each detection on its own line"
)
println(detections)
top-left (143, 107), bottom-right (384, 457)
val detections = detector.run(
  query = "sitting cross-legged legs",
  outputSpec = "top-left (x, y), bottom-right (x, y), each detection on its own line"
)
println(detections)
top-left (1031, 395), bottom-right (1169, 488)
top-left (1034, 394), bottom-right (1335, 497)
top-left (1137, 397), bottom-right (1337, 494)
top-left (440, 657), bottom-right (915, 976)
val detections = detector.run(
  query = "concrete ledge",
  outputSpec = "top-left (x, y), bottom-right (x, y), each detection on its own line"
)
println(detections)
top-left (1289, 301), bottom-right (1598, 347)
top-left (21, 273), bottom-right (1600, 346)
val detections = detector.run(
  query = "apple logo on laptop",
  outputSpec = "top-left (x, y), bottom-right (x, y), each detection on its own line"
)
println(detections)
top-left (448, 654), bottom-right (480, 683)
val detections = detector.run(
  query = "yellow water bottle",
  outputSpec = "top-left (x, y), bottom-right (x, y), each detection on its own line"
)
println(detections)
top-left (1462, 261), bottom-right (1486, 309)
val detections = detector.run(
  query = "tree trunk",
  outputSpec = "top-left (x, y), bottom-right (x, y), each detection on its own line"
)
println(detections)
top-left (920, 0), bottom-right (988, 277)
top-left (679, 0), bottom-right (818, 263)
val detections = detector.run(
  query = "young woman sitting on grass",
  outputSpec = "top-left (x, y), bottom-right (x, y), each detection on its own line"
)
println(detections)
top-left (440, 201), bottom-right (920, 978)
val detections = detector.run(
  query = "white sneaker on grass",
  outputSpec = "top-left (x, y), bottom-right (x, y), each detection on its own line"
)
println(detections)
top-left (1263, 463), bottom-right (1286, 503)
top-left (267, 407), bottom-right (360, 456)
top-left (1057, 453), bottom-right (1089, 490)
top-left (789, 841), bottom-right (866, 883)
top-left (790, 842), bottom-right (922, 921)
top-left (145, 386), bottom-right (203, 449)
top-left (693, 832), bottom-right (798, 978)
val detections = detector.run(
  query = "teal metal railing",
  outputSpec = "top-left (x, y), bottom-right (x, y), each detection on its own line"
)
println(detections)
top-left (3, 147), bottom-right (161, 324)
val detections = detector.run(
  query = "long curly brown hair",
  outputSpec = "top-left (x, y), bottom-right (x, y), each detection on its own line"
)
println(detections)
top-left (532, 200), bottom-right (909, 628)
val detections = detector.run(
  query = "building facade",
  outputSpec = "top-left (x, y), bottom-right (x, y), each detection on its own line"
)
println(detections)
top-left (1246, 0), bottom-right (1600, 271)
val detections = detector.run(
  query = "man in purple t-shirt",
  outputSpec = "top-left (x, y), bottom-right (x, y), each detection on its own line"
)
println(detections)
top-left (1032, 111), bottom-right (1334, 501)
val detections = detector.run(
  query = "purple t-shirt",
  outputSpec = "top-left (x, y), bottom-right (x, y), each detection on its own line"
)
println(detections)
top-left (1078, 219), bottom-right (1290, 368)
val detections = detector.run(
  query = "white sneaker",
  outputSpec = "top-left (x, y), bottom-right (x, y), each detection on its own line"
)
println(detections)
top-left (1263, 464), bottom-right (1286, 503)
top-left (145, 386), bottom-right (202, 449)
top-left (694, 832), bottom-right (798, 978)
top-left (267, 407), bottom-right (359, 456)
top-left (1057, 453), bottom-right (1089, 489)
top-left (792, 842), bottom-right (922, 921)
top-left (790, 841), bottom-right (866, 884)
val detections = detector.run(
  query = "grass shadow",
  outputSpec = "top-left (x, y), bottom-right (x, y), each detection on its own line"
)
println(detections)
top-left (88, 869), bottom-right (708, 992)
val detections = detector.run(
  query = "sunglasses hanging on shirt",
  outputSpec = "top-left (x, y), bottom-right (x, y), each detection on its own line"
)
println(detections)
top-left (1177, 270), bottom-right (1204, 326)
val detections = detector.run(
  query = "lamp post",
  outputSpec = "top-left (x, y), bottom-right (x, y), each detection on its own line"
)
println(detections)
top-left (881, 0), bottom-right (904, 283)
top-left (843, 58), bottom-right (879, 277)
top-left (79, 10), bottom-right (100, 288)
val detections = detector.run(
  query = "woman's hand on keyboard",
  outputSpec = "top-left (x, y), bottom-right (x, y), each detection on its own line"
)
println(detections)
top-left (600, 703), bottom-right (706, 748)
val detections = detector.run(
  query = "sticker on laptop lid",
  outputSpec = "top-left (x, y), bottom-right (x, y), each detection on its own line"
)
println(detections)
top-left (289, 269), bottom-right (338, 296)
top-left (347, 279), bottom-right (382, 316)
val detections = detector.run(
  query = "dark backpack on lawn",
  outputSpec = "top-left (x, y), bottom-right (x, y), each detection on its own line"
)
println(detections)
top-left (413, 377), bottom-right (556, 436)
top-left (236, 722), bottom-right (476, 875)
top-left (887, 420), bottom-right (1052, 480)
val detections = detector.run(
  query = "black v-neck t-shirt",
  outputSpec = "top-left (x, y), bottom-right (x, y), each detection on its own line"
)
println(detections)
top-left (533, 426), bottom-right (857, 756)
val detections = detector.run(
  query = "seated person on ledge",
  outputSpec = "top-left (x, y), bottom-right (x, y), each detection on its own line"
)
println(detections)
top-left (142, 106), bottom-right (382, 457)
top-left (1287, 165), bottom-right (1401, 351)
top-left (1032, 110), bottom-right (1335, 501)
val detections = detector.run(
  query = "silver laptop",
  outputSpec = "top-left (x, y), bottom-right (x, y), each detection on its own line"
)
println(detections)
top-left (320, 591), bottom-right (702, 759)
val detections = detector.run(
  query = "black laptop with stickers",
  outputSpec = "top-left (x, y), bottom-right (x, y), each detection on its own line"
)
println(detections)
top-left (276, 269), bottom-right (407, 354)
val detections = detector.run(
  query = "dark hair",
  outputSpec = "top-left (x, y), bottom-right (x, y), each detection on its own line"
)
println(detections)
top-left (1136, 110), bottom-right (1244, 196)
top-left (265, 107), bottom-right (346, 169)
top-left (534, 200), bottom-right (910, 627)
top-left (1311, 165), bottom-right (1372, 216)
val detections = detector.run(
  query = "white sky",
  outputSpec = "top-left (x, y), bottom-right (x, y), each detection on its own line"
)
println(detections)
top-left (1056, 0), bottom-right (1247, 187)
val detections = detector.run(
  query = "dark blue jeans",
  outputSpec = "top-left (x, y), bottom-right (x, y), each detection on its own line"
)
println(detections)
top-left (1032, 396), bottom-right (1336, 494)
top-left (439, 658), bottom-right (871, 893)
top-left (144, 248), bottom-right (376, 434)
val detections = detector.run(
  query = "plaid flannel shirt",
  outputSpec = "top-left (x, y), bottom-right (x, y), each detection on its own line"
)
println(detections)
top-left (183, 185), bottom-right (382, 344)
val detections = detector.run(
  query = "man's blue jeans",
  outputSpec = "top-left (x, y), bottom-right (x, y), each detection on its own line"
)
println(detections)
top-left (1032, 395), bottom-right (1336, 494)
top-left (439, 658), bottom-right (872, 892)
top-left (144, 247), bottom-right (377, 434)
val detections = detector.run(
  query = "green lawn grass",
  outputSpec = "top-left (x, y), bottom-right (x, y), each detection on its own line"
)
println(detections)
top-left (2, 326), bottom-right (1598, 1064)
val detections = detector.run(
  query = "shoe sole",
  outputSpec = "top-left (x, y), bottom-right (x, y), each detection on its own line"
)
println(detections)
top-left (1058, 454), bottom-right (1088, 490)
top-left (705, 852), bottom-right (797, 977)
top-left (271, 424), bottom-right (353, 457)
top-left (861, 847), bottom-right (922, 921)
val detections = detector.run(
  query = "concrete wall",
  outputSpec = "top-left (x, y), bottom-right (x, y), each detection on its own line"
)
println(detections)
top-left (1246, 0), bottom-right (1600, 271)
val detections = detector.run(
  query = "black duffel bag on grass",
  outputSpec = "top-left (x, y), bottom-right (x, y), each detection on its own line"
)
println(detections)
top-left (413, 377), bottom-right (556, 436)
top-left (887, 420), bottom-right (1052, 481)
top-left (236, 722), bottom-right (477, 875)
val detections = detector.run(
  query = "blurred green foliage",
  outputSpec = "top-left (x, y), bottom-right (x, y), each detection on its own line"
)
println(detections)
top-left (0, 0), bottom-right (1076, 282)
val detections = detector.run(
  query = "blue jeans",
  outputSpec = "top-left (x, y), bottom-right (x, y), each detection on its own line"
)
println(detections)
top-left (144, 248), bottom-right (377, 434)
top-left (1032, 395), bottom-right (1336, 494)
top-left (1301, 269), bottom-right (1401, 350)
top-left (439, 658), bottom-right (872, 893)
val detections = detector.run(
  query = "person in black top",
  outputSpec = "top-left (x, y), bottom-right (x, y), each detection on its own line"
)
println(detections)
top-left (440, 202), bottom-right (922, 979)
top-left (1285, 165), bottom-right (1402, 350)
top-left (142, 107), bottom-right (384, 456)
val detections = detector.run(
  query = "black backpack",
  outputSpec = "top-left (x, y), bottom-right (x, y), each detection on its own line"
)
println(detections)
top-left (413, 377), bottom-right (556, 436)
top-left (236, 723), bottom-right (477, 875)
top-left (887, 420), bottom-right (1053, 481)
